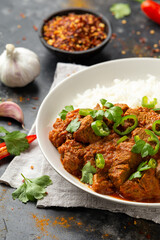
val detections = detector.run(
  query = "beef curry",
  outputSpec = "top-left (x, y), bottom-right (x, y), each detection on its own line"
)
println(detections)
top-left (49, 99), bottom-right (160, 202)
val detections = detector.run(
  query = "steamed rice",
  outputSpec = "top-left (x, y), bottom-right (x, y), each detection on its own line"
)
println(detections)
top-left (73, 74), bottom-right (160, 109)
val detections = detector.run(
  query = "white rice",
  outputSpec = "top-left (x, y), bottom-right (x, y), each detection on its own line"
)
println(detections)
top-left (73, 74), bottom-right (160, 109)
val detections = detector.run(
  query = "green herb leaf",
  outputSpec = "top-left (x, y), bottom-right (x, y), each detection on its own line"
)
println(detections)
top-left (129, 158), bottom-right (157, 180)
top-left (66, 118), bottom-right (81, 133)
top-left (12, 174), bottom-right (53, 203)
top-left (100, 99), bottom-right (114, 108)
top-left (110, 3), bottom-right (131, 19)
top-left (80, 162), bottom-right (96, 185)
top-left (131, 136), bottom-right (154, 158)
top-left (90, 110), bottom-right (104, 120)
top-left (0, 128), bottom-right (29, 156)
top-left (129, 171), bottom-right (142, 180)
top-left (59, 105), bottom-right (74, 120)
top-left (104, 106), bottom-right (123, 122)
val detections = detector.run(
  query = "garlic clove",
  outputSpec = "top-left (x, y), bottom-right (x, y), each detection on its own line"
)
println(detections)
top-left (0, 44), bottom-right (40, 88)
top-left (0, 101), bottom-right (24, 127)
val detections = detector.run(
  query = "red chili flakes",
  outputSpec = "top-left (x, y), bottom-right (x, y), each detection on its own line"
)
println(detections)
top-left (32, 97), bottom-right (39, 100)
top-left (33, 25), bottom-right (38, 31)
top-left (146, 233), bottom-right (151, 239)
top-left (22, 37), bottom-right (26, 41)
top-left (111, 33), bottom-right (117, 39)
top-left (31, 165), bottom-right (34, 170)
top-left (20, 13), bottom-right (26, 19)
top-left (139, 37), bottom-right (146, 44)
top-left (43, 13), bottom-right (107, 52)
top-left (8, 122), bottom-right (12, 126)
top-left (32, 107), bottom-right (36, 109)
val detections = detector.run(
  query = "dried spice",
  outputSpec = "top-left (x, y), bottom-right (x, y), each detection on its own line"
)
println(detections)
top-left (43, 13), bottom-right (107, 52)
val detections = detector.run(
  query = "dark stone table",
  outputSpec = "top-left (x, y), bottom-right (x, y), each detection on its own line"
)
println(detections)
top-left (0, 0), bottom-right (160, 239)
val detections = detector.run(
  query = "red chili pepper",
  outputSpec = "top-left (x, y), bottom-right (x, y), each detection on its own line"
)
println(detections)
top-left (141, 0), bottom-right (160, 25)
top-left (0, 134), bottom-right (37, 160)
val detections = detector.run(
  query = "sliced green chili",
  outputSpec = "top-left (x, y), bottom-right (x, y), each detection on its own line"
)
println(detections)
top-left (91, 120), bottom-right (110, 137)
top-left (141, 96), bottom-right (157, 109)
top-left (95, 153), bottom-right (105, 169)
top-left (145, 129), bottom-right (160, 155)
top-left (152, 120), bottom-right (160, 136)
top-left (113, 115), bottom-right (138, 136)
top-left (117, 136), bottom-right (128, 145)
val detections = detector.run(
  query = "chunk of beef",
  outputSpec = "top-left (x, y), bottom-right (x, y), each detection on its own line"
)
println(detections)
top-left (120, 169), bottom-right (160, 201)
top-left (49, 118), bottom-right (72, 148)
top-left (92, 173), bottom-right (114, 195)
top-left (125, 107), bottom-right (160, 129)
top-left (156, 160), bottom-right (160, 179)
top-left (49, 109), bottom-right (80, 148)
top-left (73, 115), bottom-right (101, 144)
top-left (114, 103), bottom-right (129, 113)
top-left (58, 139), bottom-right (85, 177)
top-left (108, 141), bottom-right (142, 188)
top-left (83, 133), bottom-right (119, 171)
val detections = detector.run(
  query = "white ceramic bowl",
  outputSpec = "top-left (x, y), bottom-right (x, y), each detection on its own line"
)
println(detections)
top-left (36, 58), bottom-right (160, 207)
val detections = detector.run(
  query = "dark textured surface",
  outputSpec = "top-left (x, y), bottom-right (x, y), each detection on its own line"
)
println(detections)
top-left (0, 0), bottom-right (160, 239)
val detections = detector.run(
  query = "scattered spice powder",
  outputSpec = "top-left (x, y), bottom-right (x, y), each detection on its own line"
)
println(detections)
top-left (20, 13), bottom-right (26, 19)
top-left (33, 25), bottom-right (38, 31)
top-left (32, 107), bottom-right (36, 109)
top-left (121, 19), bottom-right (127, 24)
top-left (66, 0), bottom-right (91, 8)
top-left (22, 37), bottom-right (26, 41)
top-left (17, 25), bottom-right (21, 29)
top-left (8, 122), bottom-right (12, 126)
top-left (150, 29), bottom-right (155, 34)
top-left (30, 165), bottom-right (34, 170)
top-left (43, 13), bottom-right (107, 52)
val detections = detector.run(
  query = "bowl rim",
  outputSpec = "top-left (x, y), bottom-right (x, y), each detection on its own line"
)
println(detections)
top-left (39, 7), bottom-right (112, 55)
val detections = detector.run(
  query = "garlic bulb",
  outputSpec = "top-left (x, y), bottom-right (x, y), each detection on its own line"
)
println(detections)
top-left (0, 44), bottom-right (40, 87)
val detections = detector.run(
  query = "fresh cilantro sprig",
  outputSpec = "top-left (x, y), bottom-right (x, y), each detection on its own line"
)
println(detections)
top-left (104, 106), bottom-right (123, 123)
top-left (12, 174), bottom-right (53, 203)
top-left (129, 158), bottom-right (157, 180)
top-left (66, 118), bottom-right (81, 133)
top-left (110, 3), bottom-right (131, 19)
top-left (80, 162), bottom-right (96, 185)
top-left (100, 99), bottom-right (114, 108)
top-left (0, 126), bottom-right (29, 155)
top-left (90, 110), bottom-right (104, 120)
top-left (131, 130), bottom-right (160, 158)
top-left (59, 105), bottom-right (74, 120)
top-left (131, 136), bottom-right (154, 158)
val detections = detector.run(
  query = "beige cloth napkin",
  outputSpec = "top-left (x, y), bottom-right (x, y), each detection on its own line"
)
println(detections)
top-left (1, 62), bottom-right (160, 224)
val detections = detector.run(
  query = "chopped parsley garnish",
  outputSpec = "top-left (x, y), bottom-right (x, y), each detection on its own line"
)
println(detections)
top-left (12, 174), bottom-right (53, 203)
top-left (80, 162), bottom-right (96, 185)
top-left (59, 105), bottom-right (74, 120)
top-left (0, 126), bottom-right (29, 156)
top-left (110, 3), bottom-right (131, 19)
top-left (129, 158), bottom-right (157, 180)
top-left (66, 118), bottom-right (81, 133)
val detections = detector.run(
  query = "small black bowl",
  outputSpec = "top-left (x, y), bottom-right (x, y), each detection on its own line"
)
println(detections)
top-left (39, 8), bottom-right (112, 62)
